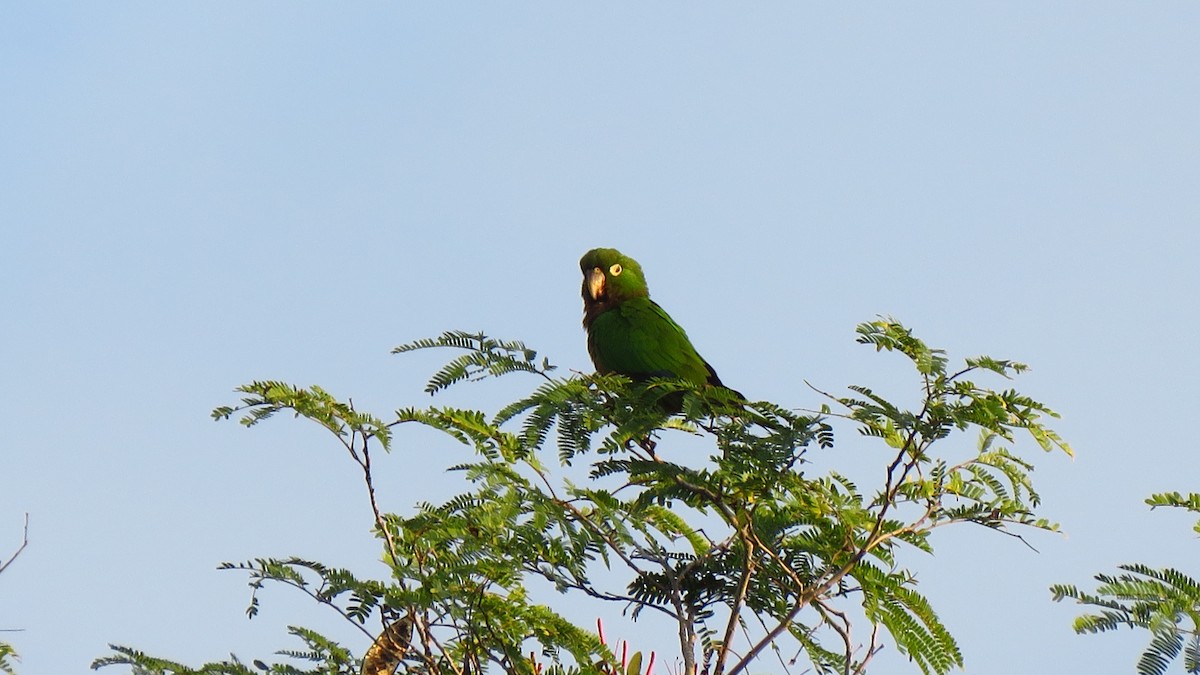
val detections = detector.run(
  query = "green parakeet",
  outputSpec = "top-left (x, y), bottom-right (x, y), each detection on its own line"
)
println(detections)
top-left (580, 248), bottom-right (739, 402)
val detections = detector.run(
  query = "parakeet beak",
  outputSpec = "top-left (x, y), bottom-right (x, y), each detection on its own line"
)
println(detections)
top-left (587, 267), bottom-right (606, 301)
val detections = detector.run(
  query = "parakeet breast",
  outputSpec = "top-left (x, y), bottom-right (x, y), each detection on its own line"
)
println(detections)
top-left (586, 297), bottom-right (714, 386)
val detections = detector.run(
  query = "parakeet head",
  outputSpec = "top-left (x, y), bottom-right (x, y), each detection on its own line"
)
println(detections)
top-left (581, 247), bottom-right (648, 300)
top-left (580, 248), bottom-right (650, 326)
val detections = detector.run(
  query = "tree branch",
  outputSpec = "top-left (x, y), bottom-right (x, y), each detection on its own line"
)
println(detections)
top-left (0, 514), bottom-right (29, 576)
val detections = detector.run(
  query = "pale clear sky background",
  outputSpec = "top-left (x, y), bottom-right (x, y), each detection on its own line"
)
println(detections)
top-left (3, 4), bottom-right (1199, 674)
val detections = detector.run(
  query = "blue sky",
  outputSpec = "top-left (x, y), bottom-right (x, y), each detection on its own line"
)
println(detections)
top-left (3, 3), bottom-right (1199, 673)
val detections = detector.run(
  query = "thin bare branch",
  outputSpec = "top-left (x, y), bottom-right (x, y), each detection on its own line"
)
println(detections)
top-left (0, 514), bottom-right (29, 576)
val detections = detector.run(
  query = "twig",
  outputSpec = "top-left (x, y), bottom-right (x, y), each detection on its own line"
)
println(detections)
top-left (0, 514), bottom-right (29, 575)
top-left (810, 600), bottom-right (852, 675)
top-left (713, 526), bottom-right (755, 675)
top-left (349, 432), bottom-right (406, 585)
top-left (848, 622), bottom-right (882, 675)
top-left (264, 573), bottom-right (376, 640)
top-left (743, 611), bottom-right (793, 675)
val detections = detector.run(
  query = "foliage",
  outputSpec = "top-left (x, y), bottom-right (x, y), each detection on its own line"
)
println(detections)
top-left (534, 619), bottom-right (656, 675)
top-left (0, 643), bottom-right (16, 675)
top-left (95, 319), bottom-right (1069, 675)
top-left (92, 627), bottom-right (354, 675)
top-left (1052, 493), bottom-right (1200, 675)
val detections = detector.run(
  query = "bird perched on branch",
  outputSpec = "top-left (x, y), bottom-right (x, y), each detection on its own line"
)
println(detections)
top-left (580, 247), bottom-right (741, 407)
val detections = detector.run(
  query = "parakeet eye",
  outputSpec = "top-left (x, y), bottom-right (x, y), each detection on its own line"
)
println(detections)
top-left (610, 264), bottom-right (622, 276)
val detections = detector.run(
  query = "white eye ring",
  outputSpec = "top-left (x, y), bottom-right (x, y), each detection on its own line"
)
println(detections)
top-left (610, 263), bottom-right (622, 276)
